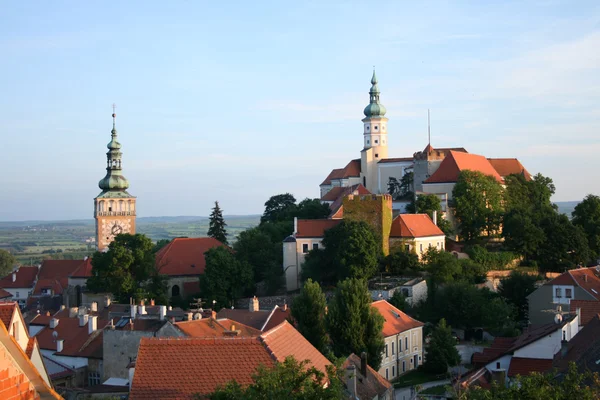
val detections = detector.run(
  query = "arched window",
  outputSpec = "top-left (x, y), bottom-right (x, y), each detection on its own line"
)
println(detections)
top-left (171, 285), bottom-right (180, 297)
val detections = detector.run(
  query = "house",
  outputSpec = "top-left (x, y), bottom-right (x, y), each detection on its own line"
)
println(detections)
top-left (389, 213), bottom-right (445, 259)
top-left (0, 266), bottom-right (38, 308)
top-left (217, 296), bottom-right (291, 331)
top-left (369, 277), bottom-right (427, 306)
top-left (0, 307), bottom-right (62, 400)
top-left (29, 260), bottom-right (86, 314)
top-left (527, 266), bottom-right (600, 326)
top-left (553, 314), bottom-right (600, 376)
top-left (129, 320), bottom-right (331, 399)
top-left (371, 300), bottom-right (424, 380)
top-left (0, 288), bottom-right (12, 300)
top-left (175, 314), bottom-right (262, 337)
top-left (344, 353), bottom-right (393, 400)
top-left (569, 299), bottom-right (600, 326)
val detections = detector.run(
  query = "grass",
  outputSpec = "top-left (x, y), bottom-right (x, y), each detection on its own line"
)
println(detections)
top-left (420, 384), bottom-right (448, 395)
top-left (393, 368), bottom-right (449, 388)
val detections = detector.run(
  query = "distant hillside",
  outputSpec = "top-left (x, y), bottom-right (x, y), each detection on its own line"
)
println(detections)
top-left (554, 201), bottom-right (580, 217)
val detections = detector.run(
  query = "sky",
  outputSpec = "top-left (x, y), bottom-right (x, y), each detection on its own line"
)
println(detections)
top-left (1, 1), bottom-right (599, 221)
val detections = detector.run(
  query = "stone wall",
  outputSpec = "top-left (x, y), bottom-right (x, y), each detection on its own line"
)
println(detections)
top-left (343, 194), bottom-right (393, 255)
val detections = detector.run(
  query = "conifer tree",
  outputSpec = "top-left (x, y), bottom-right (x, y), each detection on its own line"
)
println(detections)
top-left (291, 279), bottom-right (329, 354)
top-left (208, 201), bottom-right (228, 245)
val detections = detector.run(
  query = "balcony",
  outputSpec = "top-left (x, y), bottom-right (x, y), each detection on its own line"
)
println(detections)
top-left (95, 211), bottom-right (136, 217)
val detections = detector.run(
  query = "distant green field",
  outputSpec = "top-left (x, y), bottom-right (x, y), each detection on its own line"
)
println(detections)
top-left (0, 215), bottom-right (260, 264)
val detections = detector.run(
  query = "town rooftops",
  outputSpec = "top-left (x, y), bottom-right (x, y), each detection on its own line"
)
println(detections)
top-left (343, 353), bottom-right (392, 399)
top-left (217, 304), bottom-right (290, 332)
top-left (155, 237), bottom-right (226, 276)
top-left (295, 219), bottom-right (342, 238)
top-left (554, 314), bottom-right (600, 374)
top-left (389, 213), bottom-right (444, 238)
top-left (488, 158), bottom-right (532, 180)
top-left (542, 267), bottom-right (600, 301)
top-left (0, 266), bottom-right (38, 289)
top-left (320, 159), bottom-right (361, 186)
top-left (570, 300), bottom-right (600, 325)
top-left (0, 302), bottom-right (19, 328)
top-left (32, 259), bottom-right (86, 296)
top-left (70, 257), bottom-right (93, 278)
top-left (36, 316), bottom-right (108, 359)
top-left (371, 300), bottom-right (424, 337)
top-left (507, 357), bottom-right (553, 377)
top-left (175, 317), bottom-right (262, 337)
top-left (378, 157), bottom-right (414, 164)
top-left (424, 150), bottom-right (503, 184)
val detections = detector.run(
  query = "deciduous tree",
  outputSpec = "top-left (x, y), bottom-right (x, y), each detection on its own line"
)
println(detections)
top-left (207, 201), bottom-right (228, 245)
top-left (291, 279), bottom-right (329, 354)
top-left (0, 249), bottom-right (16, 278)
top-left (572, 194), bottom-right (600, 260)
top-left (423, 318), bottom-right (460, 374)
top-left (498, 271), bottom-right (539, 323)
top-left (261, 193), bottom-right (297, 224)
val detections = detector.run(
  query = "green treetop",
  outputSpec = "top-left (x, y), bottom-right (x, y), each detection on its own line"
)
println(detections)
top-left (423, 318), bottom-right (461, 374)
top-left (207, 201), bottom-right (228, 245)
top-left (0, 250), bottom-right (17, 278)
top-left (291, 279), bottom-right (329, 354)
top-left (572, 194), bottom-right (600, 260)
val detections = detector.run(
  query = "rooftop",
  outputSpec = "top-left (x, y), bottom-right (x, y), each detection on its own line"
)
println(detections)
top-left (36, 316), bottom-right (108, 359)
top-left (175, 317), bottom-right (262, 337)
top-left (544, 267), bottom-right (600, 301)
top-left (0, 266), bottom-right (38, 289)
top-left (424, 150), bottom-right (503, 184)
top-left (389, 213), bottom-right (444, 238)
top-left (371, 300), bottom-right (424, 337)
top-left (295, 219), bottom-right (341, 238)
top-left (343, 353), bottom-right (392, 399)
top-left (217, 304), bottom-right (290, 332)
top-left (570, 300), bottom-right (600, 325)
top-left (487, 158), bottom-right (532, 180)
top-left (155, 237), bottom-right (226, 276)
top-left (320, 159), bottom-right (361, 186)
top-left (507, 357), bottom-right (553, 377)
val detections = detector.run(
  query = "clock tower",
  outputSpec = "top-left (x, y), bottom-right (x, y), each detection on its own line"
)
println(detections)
top-left (94, 109), bottom-right (136, 251)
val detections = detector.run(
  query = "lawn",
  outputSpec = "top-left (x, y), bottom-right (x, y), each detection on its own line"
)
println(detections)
top-left (393, 368), bottom-right (449, 388)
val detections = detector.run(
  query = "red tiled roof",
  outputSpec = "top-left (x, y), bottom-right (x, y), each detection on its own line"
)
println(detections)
top-left (70, 258), bottom-right (93, 278)
top-left (371, 300), bottom-right (424, 337)
top-left (378, 157), bottom-right (413, 163)
top-left (389, 214), bottom-right (444, 238)
top-left (30, 314), bottom-right (54, 326)
top-left (36, 317), bottom-right (107, 359)
top-left (546, 272), bottom-right (577, 286)
top-left (129, 337), bottom-right (276, 399)
top-left (554, 314), bottom-right (600, 373)
top-left (488, 158), bottom-right (532, 180)
top-left (32, 278), bottom-right (64, 296)
top-left (570, 300), bottom-right (600, 325)
top-left (217, 305), bottom-right (290, 332)
top-left (326, 184), bottom-right (371, 218)
top-left (343, 353), bottom-right (392, 399)
top-left (321, 186), bottom-right (346, 202)
top-left (320, 159), bottom-right (361, 185)
top-left (424, 151), bottom-right (502, 184)
top-left (0, 288), bottom-right (11, 299)
top-left (320, 168), bottom-right (344, 186)
top-left (155, 237), bottom-right (226, 276)
top-left (0, 303), bottom-right (16, 329)
top-left (25, 337), bottom-right (35, 359)
top-left (568, 268), bottom-right (600, 301)
top-left (296, 219), bottom-right (341, 238)
top-left (507, 357), bottom-right (553, 377)
top-left (176, 318), bottom-right (262, 338)
top-left (33, 260), bottom-right (84, 296)
top-left (0, 266), bottom-right (38, 289)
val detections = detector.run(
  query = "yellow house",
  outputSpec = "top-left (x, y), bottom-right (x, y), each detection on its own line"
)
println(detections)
top-left (389, 214), bottom-right (446, 259)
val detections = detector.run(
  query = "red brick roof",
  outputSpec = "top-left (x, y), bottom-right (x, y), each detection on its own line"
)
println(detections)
top-left (0, 303), bottom-right (16, 329)
top-left (155, 237), bottom-right (226, 276)
top-left (36, 317), bottom-right (107, 359)
top-left (320, 168), bottom-right (344, 186)
top-left (33, 260), bottom-right (84, 296)
top-left (321, 159), bottom-right (361, 185)
top-left (0, 288), bottom-right (11, 299)
top-left (217, 305), bottom-right (291, 332)
top-left (507, 357), bottom-right (553, 377)
top-left (570, 300), bottom-right (600, 325)
top-left (70, 258), bottom-right (93, 278)
top-left (424, 151), bottom-right (502, 184)
top-left (0, 266), bottom-right (38, 289)
top-left (343, 353), bottom-right (392, 399)
top-left (371, 300), bottom-right (424, 337)
top-left (296, 219), bottom-right (341, 238)
top-left (176, 318), bottom-right (262, 337)
top-left (326, 184), bottom-right (371, 218)
top-left (129, 337), bottom-right (276, 399)
top-left (568, 268), bottom-right (600, 300)
top-left (389, 214), bottom-right (444, 238)
top-left (488, 158), bottom-right (532, 180)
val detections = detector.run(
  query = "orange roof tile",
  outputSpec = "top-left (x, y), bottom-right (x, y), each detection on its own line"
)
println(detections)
top-left (488, 158), bottom-right (532, 180)
top-left (389, 214), bottom-right (444, 238)
top-left (70, 258), bottom-right (93, 278)
top-left (0, 266), bottom-right (38, 289)
top-left (0, 303), bottom-right (16, 328)
top-left (424, 151), bottom-right (502, 184)
top-left (25, 337), bottom-right (35, 359)
top-left (321, 160), bottom-right (361, 185)
top-left (546, 272), bottom-right (577, 286)
top-left (36, 317), bottom-right (107, 359)
top-left (320, 168), bottom-right (344, 186)
top-left (343, 353), bottom-right (392, 399)
top-left (155, 237), bottom-right (226, 276)
top-left (371, 300), bottom-right (424, 337)
top-left (567, 268), bottom-right (600, 300)
top-left (296, 219), bottom-right (341, 238)
top-left (0, 288), bottom-right (11, 299)
top-left (570, 300), bottom-right (600, 325)
top-left (176, 318), bottom-right (262, 337)
top-left (507, 357), bottom-right (553, 377)
top-left (129, 337), bottom-right (276, 399)
top-left (33, 260), bottom-right (84, 296)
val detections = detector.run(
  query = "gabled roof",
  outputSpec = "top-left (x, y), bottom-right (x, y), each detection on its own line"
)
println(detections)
top-left (424, 151), bottom-right (502, 184)
top-left (371, 300), bottom-right (424, 337)
top-left (70, 257), bottom-right (93, 278)
top-left (296, 219), bottom-right (341, 238)
top-left (155, 237), bottom-right (226, 276)
top-left (0, 302), bottom-right (17, 328)
top-left (36, 317), bottom-right (108, 359)
top-left (175, 317), bottom-right (262, 338)
top-left (389, 214), bottom-right (445, 238)
top-left (33, 260), bottom-right (84, 296)
top-left (217, 305), bottom-right (291, 332)
top-left (325, 184), bottom-right (371, 218)
top-left (507, 357), bottom-right (553, 377)
top-left (343, 353), bottom-right (392, 399)
top-left (0, 288), bottom-right (11, 299)
top-left (0, 266), bottom-right (38, 289)
top-left (570, 300), bottom-right (600, 325)
top-left (544, 267), bottom-right (600, 301)
top-left (320, 159), bottom-right (361, 186)
top-left (487, 158), bottom-right (532, 180)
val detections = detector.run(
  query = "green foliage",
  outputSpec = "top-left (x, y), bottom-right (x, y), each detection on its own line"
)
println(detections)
top-left (389, 290), bottom-right (407, 311)
top-left (502, 210), bottom-right (545, 259)
top-left (452, 170), bottom-right (504, 241)
top-left (0, 249), bottom-right (17, 277)
top-left (465, 245), bottom-right (517, 271)
top-left (422, 248), bottom-right (462, 285)
top-left (200, 247), bottom-right (254, 309)
top-left (407, 193), bottom-right (453, 235)
top-left (388, 172), bottom-right (414, 201)
top-left (291, 279), bottom-right (329, 354)
top-left (424, 318), bottom-right (461, 374)
top-left (572, 194), bottom-right (600, 260)
top-left (498, 271), bottom-right (539, 323)
top-left (260, 194), bottom-right (329, 225)
top-left (302, 221), bottom-right (380, 285)
top-left (380, 248), bottom-right (421, 275)
top-left (88, 234), bottom-right (168, 303)
top-left (326, 278), bottom-right (385, 370)
top-left (295, 198), bottom-right (331, 220)
top-left (537, 213), bottom-right (590, 271)
top-left (208, 201), bottom-right (228, 245)
top-left (152, 239), bottom-right (171, 253)
top-left (205, 356), bottom-right (344, 400)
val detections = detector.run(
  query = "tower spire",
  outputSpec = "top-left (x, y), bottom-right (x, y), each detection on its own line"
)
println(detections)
top-left (428, 109), bottom-right (431, 146)
top-left (364, 69), bottom-right (386, 117)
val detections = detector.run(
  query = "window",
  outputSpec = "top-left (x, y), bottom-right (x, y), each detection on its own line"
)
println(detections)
top-left (88, 372), bottom-right (101, 386)
top-left (12, 322), bottom-right (19, 341)
top-left (374, 140), bottom-right (378, 144)
top-left (108, 207), bottom-right (112, 212)
top-left (555, 287), bottom-right (562, 298)
top-left (392, 366), bottom-right (396, 377)
top-left (405, 337), bottom-right (408, 349)
top-left (15, 292), bottom-right (19, 298)
top-left (171, 285), bottom-right (180, 297)
top-left (367, 140), bottom-right (370, 144)
top-left (302, 244), bottom-right (309, 253)
top-left (375, 154), bottom-right (379, 158)
top-left (402, 361), bottom-right (406, 372)
top-left (385, 344), bottom-right (388, 357)
top-left (404, 244), bottom-right (410, 252)
top-left (566, 288), bottom-right (572, 298)
top-left (392, 342), bottom-right (395, 355)
top-left (312, 243), bottom-right (319, 251)
top-left (496, 362), bottom-right (500, 369)
top-left (420, 243), bottom-right (423, 252)
top-left (374, 126), bottom-right (378, 130)
top-left (385, 369), bottom-right (388, 380)
top-left (399, 337), bottom-right (402, 351)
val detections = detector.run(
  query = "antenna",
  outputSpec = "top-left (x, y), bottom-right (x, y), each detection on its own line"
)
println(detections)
top-left (428, 109), bottom-right (431, 146)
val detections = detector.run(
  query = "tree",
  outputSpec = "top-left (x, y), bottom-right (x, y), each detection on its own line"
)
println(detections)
top-left (423, 318), bottom-right (460, 374)
top-left (422, 248), bottom-right (462, 285)
top-left (408, 194), bottom-right (453, 235)
top-left (388, 172), bottom-right (414, 201)
top-left (498, 271), bottom-right (539, 323)
top-left (452, 170), bottom-right (504, 241)
top-left (502, 210), bottom-right (545, 260)
top-left (326, 278), bottom-right (385, 370)
top-left (389, 290), bottom-right (407, 311)
top-left (205, 356), bottom-right (343, 400)
top-left (0, 249), bottom-right (17, 278)
top-left (380, 248), bottom-right (420, 275)
top-left (572, 194), bottom-right (600, 260)
top-left (291, 279), bottom-right (328, 354)
top-left (537, 213), bottom-right (590, 271)
top-left (207, 201), bottom-right (228, 245)
top-left (152, 239), bottom-right (171, 253)
top-left (200, 247), bottom-right (254, 309)
top-left (295, 198), bottom-right (331, 220)
top-left (261, 193), bottom-right (297, 224)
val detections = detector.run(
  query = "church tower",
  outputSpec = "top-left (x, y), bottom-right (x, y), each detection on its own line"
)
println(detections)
top-left (94, 109), bottom-right (136, 251)
top-left (360, 70), bottom-right (389, 193)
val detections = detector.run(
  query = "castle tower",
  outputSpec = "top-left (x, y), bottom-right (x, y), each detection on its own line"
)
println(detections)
top-left (342, 194), bottom-right (393, 255)
top-left (360, 70), bottom-right (389, 193)
top-left (94, 109), bottom-right (136, 251)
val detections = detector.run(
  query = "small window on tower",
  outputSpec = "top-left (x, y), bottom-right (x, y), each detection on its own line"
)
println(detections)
top-left (375, 154), bottom-right (379, 158)
top-left (375, 140), bottom-right (378, 144)
top-left (374, 126), bottom-right (378, 130)
top-left (367, 140), bottom-right (370, 144)
top-left (108, 207), bottom-right (112, 212)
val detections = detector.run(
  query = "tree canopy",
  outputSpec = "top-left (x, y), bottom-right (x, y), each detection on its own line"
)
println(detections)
top-left (0, 249), bottom-right (16, 278)
top-left (260, 194), bottom-right (330, 225)
top-left (498, 271), bottom-right (539, 323)
top-left (207, 201), bottom-right (228, 245)
top-left (291, 279), bottom-right (329, 354)
top-left (572, 194), bottom-right (600, 260)
top-left (388, 172), bottom-right (414, 201)
top-left (423, 318), bottom-right (461, 374)
top-left (407, 193), bottom-right (453, 235)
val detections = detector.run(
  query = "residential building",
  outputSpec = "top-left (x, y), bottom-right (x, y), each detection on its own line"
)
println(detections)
top-left (553, 314), bottom-right (600, 376)
top-left (527, 267), bottom-right (600, 326)
top-left (29, 260), bottom-right (85, 313)
top-left (217, 297), bottom-right (290, 331)
top-left (343, 353), bottom-right (393, 400)
top-left (0, 266), bottom-right (38, 308)
top-left (389, 214), bottom-right (445, 259)
top-left (175, 315), bottom-right (262, 337)
top-left (129, 320), bottom-right (330, 399)
top-left (371, 300), bottom-right (424, 380)
top-left (369, 277), bottom-right (427, 306)
top-left (570, 299), bottom-right (600, 326)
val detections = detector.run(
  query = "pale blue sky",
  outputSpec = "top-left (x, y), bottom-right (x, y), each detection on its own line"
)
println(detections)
top-left (1, 1), bottom-right (599, 221)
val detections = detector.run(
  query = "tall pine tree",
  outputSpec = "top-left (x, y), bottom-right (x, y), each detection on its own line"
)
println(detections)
top-left (208, 201), bottom-right (228, 245)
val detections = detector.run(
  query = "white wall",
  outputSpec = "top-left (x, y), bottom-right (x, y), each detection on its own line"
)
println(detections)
top-left (552, 285), bottom-right (575, 305)
top-left (41, 349), bottom-right (88, 369)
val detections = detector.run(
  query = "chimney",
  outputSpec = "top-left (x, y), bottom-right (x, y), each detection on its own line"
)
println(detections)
top-left (283, 303), bottom-right (288, 311)
top-left (84, 256), bottom-right (88, 261)
top-left (561, 340), bottom-right (569, 358)
top-left (49, 318), bottom-right (59, 329)
top-left (79, 314), bottom-right (89, 327)
top-left (138, 301), bottom-right (146, 316)
top-left (159, 305), bottom-right (166, 321)
top-left (345, 365), bottom-right (357, 399)
top-left (90, 302), bottom-right (98, 313)
top-left (168, 306), bottom-right (173, 311)
top-left (250, 296), bottom-right (259, 312)
top-left (130, 304), bottom-right (136, 319)
top-left (60, 305), bottom-right (66, 311)
top-left (293, 217), bottom-right (298, 235)
top-left (432, 210), bottom-right (438, 226)
top-left (150, 299), bottom-right (155, 306)
top-left (576, 307), bottom-right (582, 326)
top-left (69, 307), bottom-right (78, 318)
top-left (584, 274), bottom-right (588, 282)
top-left (104, 296), bottom-right (112, 308)
top-left (56, 339), bottom-right (64, 353)
top-left (187, 312), bottom-right (193, 321)
top-left (211, 310), bottom-right (217, 319)
top-left (12, 272), bottom-right (16, 283)
top-left (88, 316), bottom-right (97, 334)
top-left (360, 352), bottom-right (368, 378)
